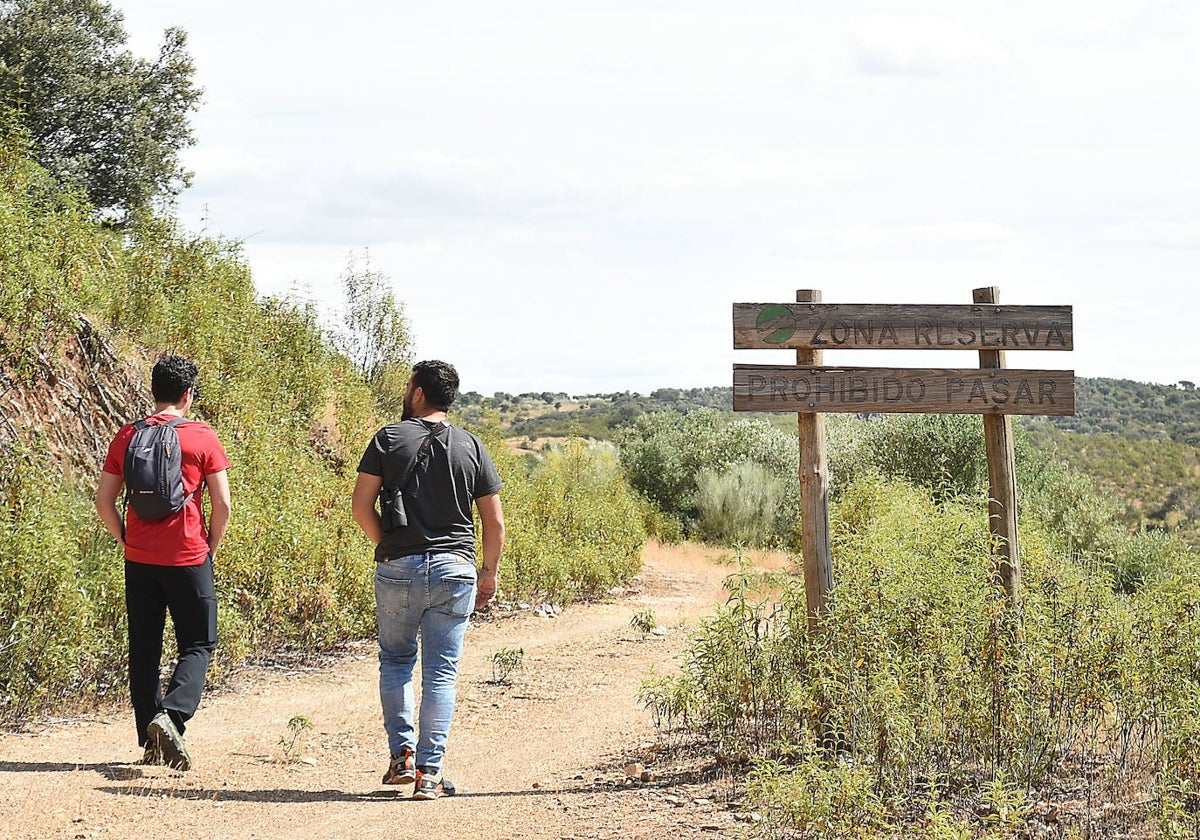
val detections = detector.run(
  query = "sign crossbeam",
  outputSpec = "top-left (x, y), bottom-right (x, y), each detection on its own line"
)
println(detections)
top-left (734, 303), bottom-right (1073, 351)
top-left (734, 365), bottom-right (1075, 415)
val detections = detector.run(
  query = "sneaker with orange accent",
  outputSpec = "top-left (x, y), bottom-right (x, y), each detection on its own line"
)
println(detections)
top-left (382, 748), bottom-right (415, 786)
top-left (412, 767), bottom-right (456, 799)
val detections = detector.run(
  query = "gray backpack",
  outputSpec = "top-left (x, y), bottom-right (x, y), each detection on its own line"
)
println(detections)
top-left (123, 417), bottom-right (196, 521)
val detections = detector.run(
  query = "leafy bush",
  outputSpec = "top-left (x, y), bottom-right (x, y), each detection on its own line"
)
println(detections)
top-left (0, 444), bottom-right (126, 719)
top-left (495, 438), bottom-right (645, 603)
top-left (694, 461), bottom-right (790, 548)
top-left (828, 413), bottom-right (996, 500)
top-left (618, 409), bottom-right (798, 546)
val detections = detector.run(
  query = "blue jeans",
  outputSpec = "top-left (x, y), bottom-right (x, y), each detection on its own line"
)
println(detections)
top-left (375, 552), bottom-right (477, 772)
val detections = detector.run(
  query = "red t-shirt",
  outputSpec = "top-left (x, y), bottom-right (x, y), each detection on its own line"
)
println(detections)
top-left (102, 412), bottom-right (231, 567)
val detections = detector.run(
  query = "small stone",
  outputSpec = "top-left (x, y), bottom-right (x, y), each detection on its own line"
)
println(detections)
top-left (651, 626), bottom-right (668, 636)
top-left (624, 762), bottom-right (644, 779)
top-left (299, 757), bottom-right (317, 766)
top-left (640, 770), bottom-right (654, 782)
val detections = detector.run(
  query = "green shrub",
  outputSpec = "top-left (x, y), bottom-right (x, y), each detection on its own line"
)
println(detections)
top-left (0, 445), bottom-right (126, 719)
top-left (618, 409), bottom-right (798, 546)
top-left (828, 413), bottom-right (991, 499)
top-left (495, 438), bottom-right (645, 603)
top-left (1020, 454), bottom-right (1183, 591)
top-left (747, 753), bottom-right (887, 839)
top-left (694, 461), bottom-right (790, 548)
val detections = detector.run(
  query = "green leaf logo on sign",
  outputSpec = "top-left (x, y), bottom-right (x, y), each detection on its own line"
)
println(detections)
top-left (756, 305), bottom-right (794, 344)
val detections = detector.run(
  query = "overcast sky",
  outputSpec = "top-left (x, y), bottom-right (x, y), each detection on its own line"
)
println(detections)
top-left (117, 1), bottom-right (1199, 396)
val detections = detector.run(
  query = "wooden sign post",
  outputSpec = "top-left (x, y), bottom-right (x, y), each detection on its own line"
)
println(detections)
top-left (795, 290), bottom-right (833, 631)
top-left (733, 289), bottom-right (1074, 627)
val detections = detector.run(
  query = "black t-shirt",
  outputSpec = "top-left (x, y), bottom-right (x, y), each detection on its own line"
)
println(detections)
top-left (357, 419), bottom-right (503, 562)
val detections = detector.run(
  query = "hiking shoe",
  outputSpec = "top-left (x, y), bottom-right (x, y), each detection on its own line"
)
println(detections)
top-left (147, 711), bottom-right (191, 771)
top-left (140, 741), bottom-right (164, 765)
top-left (412, 767), bottom-right (455, 800)
top-left (382, 748), bottom-right (415, 785)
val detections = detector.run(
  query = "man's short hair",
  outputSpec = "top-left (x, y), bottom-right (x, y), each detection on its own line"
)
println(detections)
top-left (412, 360), bottom-right (459, 411)
top-left (151, 354), bottom-right (199, 404)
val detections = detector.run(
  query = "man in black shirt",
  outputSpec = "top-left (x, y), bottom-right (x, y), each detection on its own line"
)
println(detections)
top-left (352, 360), bottom-right (505, 800)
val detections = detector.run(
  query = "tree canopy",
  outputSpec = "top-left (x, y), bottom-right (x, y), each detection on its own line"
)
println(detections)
top-left (0, 0), bottom-right (201, 222)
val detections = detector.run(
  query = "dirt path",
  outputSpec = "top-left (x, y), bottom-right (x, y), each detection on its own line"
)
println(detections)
top-left (1, 542), bottom-right (783, 840)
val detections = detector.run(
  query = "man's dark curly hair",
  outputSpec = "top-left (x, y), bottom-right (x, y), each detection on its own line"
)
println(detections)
top-left (411, 360), bottom-right (459, 411)
top-left (151, 354), bottom-right (199, 404)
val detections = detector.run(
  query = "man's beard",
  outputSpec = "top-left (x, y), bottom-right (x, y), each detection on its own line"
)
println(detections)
top-left (401, 393), bottom-right (413, 421)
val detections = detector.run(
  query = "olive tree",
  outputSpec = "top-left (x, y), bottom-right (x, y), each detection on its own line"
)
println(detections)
top-left (0, 0), bottom-right (201, 222)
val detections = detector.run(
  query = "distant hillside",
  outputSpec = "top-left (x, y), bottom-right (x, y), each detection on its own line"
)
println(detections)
top-left (455, 386), bottom-right (732, 440)
top-left (1043, 377), bottom-right (1200, 445)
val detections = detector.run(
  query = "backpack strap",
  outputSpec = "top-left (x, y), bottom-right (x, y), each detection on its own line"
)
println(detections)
top-left (401, 421), bottom-right (449, 491)
top-left (383, 421), bottom-right (449, 499)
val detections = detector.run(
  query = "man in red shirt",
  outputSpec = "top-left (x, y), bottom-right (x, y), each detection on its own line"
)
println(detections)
top-left (95, 354), bottom-right (231, 770)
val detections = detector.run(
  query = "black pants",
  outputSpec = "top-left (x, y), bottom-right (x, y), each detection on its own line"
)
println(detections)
top-left (125, 556), bottom-right (218, 746)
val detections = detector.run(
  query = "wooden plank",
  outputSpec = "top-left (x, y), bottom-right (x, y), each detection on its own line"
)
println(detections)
top-left (974, 286), bottom-right (1021, 600)
top-left (795, 290), bottom-right (833, 633)
top-left (733, 365), bottom-right (1076, 415)
top-left (733, 302), bottom-right (1073, 350)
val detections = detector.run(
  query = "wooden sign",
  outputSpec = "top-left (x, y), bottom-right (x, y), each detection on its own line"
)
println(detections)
top-left (734, 365), bottom-right (1075, 415)
top-left (732, 288), bottom-right (1073, 615)
top-left (733, 303), bottom-right (1073, 351)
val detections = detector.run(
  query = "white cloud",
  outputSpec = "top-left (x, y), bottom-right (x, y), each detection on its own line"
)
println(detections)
top-left (847, 13), bottom-right (1010, 80)
top-left (1099, 219), bottom-right (1200, 250)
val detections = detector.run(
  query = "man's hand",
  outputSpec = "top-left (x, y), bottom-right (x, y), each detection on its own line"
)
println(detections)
top-left (475, 568), bottom-right (498, 612)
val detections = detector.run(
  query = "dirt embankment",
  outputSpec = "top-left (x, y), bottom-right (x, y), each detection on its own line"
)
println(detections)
top-left (1, 317), bottom-right (150, 481)
top-left (0, 542), bottom-right (788, 840)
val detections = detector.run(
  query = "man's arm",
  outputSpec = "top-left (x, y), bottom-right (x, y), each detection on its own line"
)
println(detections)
top-left (352, 472), bottom-right (384, 546)
top-left (205, 469), bottom-right (231, 558)
top-left (94, 471), bottom-right (126, 551)
top-left (475, 492), bottom-right (505, 611)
